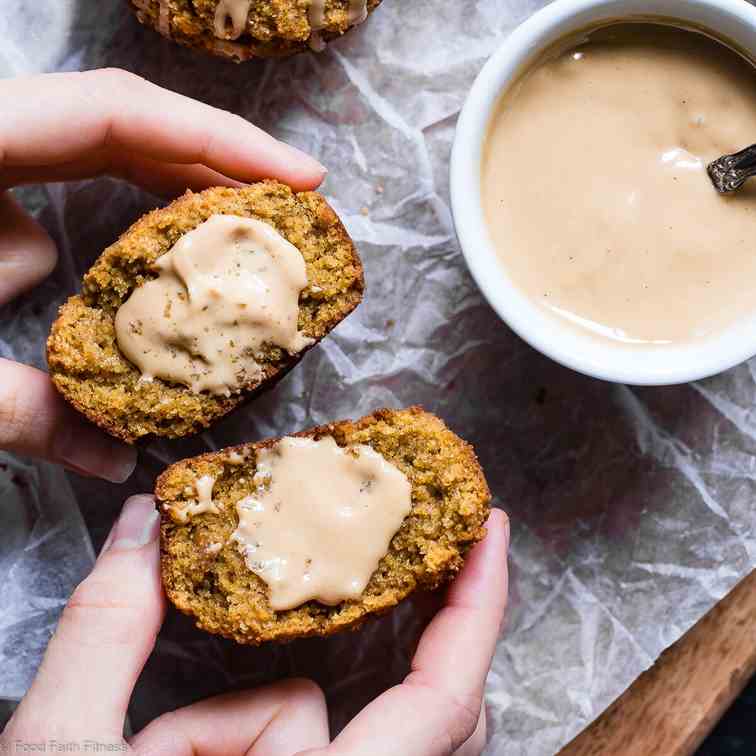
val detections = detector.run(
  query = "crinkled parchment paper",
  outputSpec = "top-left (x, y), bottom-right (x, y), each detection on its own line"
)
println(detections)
top-left (3, 1), bottom-right (756, 753)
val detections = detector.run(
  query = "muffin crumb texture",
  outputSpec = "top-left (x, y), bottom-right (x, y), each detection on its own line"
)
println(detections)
top-left (129, 0), bottom-right (384, 60)
top-left (47, 182), bottom-right (363, 443)
top-left (156, 407), bottom-right (492, 644)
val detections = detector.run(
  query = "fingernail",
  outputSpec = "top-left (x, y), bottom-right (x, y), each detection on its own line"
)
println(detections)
top-left (107, 495), bottom-right (160, 552)
top-left (98, 525), bottom-right (116, 557)
top-left (61, 462), bottom-right (96, 479)
top-left (278, 141), bottom-right (327, 177)
top-left (54, 423), bottom-right (138, 484)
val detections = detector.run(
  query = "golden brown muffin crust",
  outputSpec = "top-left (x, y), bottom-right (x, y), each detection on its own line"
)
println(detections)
top-left (156, 407), bottom-right (492, 644)
top-left (47, 182), bottom-right (364, 443)
top-left (129, 0), bottom-right (384, 60)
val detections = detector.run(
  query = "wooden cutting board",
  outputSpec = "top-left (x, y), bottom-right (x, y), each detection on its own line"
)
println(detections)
top-left (558, 569), bottom-right (756, 756)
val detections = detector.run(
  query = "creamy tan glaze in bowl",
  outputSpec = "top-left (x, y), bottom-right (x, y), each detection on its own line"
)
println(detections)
top-left (451, 0), bottom-right (756, 385)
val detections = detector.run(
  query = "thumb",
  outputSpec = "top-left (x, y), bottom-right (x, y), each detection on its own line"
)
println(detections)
top-left (8, 495), bottom-right (165, 739)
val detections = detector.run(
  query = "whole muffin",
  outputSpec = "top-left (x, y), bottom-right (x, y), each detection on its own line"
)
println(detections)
top-left (129, 0), bottom-right (384, 61)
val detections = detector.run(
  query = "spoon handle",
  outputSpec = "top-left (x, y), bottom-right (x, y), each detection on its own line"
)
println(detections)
top-left (707, 144), bottom-right (756, 193)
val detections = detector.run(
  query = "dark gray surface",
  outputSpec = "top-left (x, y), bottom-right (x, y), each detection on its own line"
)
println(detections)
top-left (698, 680), bottom-right (756, 756)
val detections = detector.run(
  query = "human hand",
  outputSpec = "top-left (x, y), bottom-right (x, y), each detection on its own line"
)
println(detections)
top-left (0, 68), bottom-right (326, 482)
top-left (0, 497), bottom-right (508, 756)
top-left (304, 506), bottom-right (510, 756)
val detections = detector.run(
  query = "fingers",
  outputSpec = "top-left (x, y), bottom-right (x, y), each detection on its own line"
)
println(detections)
top-left (0, 192), bottom-right (57, 306)
top-left (409, 508), bottom-right (509, 701)
top-left (7, 496), bottom-right (164, 739)
top-left (132, 678), bottom-right (329, 756)
top-left (0, 69), bottom-right (326, 192)
top-left (0, 192), bottom-right (134, 483)
top-left (453, 703), bottom-right (486, 756)
top-left (0, 359), bottom-right (137, 482)
top-left (311, 509), bottom-right (509, 756)
top-left (2, 152), bottom-right (244, 198)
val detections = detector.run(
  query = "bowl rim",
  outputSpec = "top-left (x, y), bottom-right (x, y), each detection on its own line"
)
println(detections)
top-left (450, 0), bottom-right (756, 385)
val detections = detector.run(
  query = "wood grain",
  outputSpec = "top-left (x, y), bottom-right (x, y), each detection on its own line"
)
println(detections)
top-left (559, 569), bottom-right (756, 756)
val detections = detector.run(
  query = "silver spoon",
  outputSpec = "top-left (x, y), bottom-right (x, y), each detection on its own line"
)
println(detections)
top-left (707, 144), bottom-right (756, 193)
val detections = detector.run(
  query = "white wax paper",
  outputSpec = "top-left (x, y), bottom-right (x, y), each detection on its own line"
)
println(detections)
top-left (3, 1), bottom-right (756, 753)
top-left (0, 454), bottom-right (93, 701)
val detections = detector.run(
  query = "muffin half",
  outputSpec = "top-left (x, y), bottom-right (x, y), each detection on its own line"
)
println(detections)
top-left (47, 182), bottom-right (363, 443)
top-left (157, 407), bottom-right (492, 644)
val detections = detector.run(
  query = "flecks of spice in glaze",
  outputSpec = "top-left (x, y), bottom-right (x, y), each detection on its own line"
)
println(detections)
top-left (231, 436), bottom-right (412, 611)
top-left (115, 214), bottom-right (313, 397)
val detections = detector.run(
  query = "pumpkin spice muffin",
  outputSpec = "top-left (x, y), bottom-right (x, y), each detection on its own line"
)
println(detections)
top-left (156, 407), bottom-right (492, 644)
top-left (47, 182), bottom-right (363, 443)
top-left (129, 0), bottom-right (384, 61)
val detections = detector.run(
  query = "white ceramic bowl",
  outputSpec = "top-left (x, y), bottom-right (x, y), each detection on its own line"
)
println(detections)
top-left (451, 0), bottom-right (756, 385)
